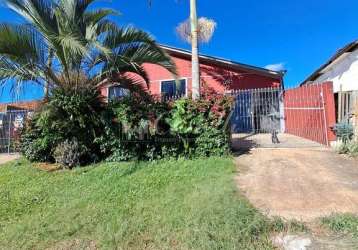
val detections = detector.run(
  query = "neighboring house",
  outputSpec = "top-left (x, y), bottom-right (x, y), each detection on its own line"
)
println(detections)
top-left (300, 39), bottom-right (358, 124)
top-left (0, 101), bottom-right (41, 149)
top-left (0, 100), bottom-right (41, 113)
top-left (99, 45), bottom-right (285, 100)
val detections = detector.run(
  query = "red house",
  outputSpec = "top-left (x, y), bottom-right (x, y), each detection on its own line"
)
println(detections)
top-left (99, 45), bottom-right (284, 100)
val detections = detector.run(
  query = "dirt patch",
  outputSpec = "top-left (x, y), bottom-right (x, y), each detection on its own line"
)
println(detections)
top-left (35, 163), bottom-right (63, 172)
top-left (235, 148), bottom-right (358, 222)
top-left (0, 153), bottom-right (20, 165)
top-left (46, 239), bottom-right (97, 250)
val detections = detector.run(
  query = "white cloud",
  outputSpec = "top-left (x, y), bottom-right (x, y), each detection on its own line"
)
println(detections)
top-left (264, 62), bottom-right (286, 72)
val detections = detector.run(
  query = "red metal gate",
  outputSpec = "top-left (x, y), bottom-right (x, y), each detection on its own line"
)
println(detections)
top-left (283, 82), bottom-right (336, 145)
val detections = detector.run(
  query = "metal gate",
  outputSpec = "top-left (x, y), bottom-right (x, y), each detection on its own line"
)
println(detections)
top-left (230, 87), bottom-right (282, 133)
top-left (0, 110), bottom-right (30, 153)
top-left (230, 82), bottom-right (336, 146)
top-left (283, 82), bottom-right (336, 145)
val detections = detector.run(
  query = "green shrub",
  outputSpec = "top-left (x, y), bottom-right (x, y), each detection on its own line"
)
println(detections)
top-left (53, 139), bottom-right (85, 168)
top-left (20, 115), bottom-right (54, 162)
top-left (334, 123), bottom-right (354, 143)
top-left (166, 99), bottom-right (204, 155)
top-left (21, 86), bottom-right (105, 165)
top-left (97, 96), bottom-right (175, 162)
top-left (103, 93), bottom-right (233, 161)
top-left (21, 86), bottom-right (233, 164)
top-left (166, 93), bottom-right (233, 158)
top-left (195, 125), bottom-right (230, 157)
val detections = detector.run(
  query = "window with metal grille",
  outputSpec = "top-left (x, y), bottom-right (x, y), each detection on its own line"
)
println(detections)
top-left (108, 85), bottom-right (130, 100)
top-left (160, 79), bottom-right (186, 97)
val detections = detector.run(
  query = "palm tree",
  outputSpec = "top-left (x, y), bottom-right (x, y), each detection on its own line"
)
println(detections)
top-left (189, 0), bottom-right (200, 100)
top-left (149, 0), bottom-right (200, 99)
top-left (0, 0), bottom-right (176, 99)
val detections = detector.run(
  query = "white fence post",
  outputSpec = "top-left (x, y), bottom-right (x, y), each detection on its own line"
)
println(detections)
top-left (7, 112), bottom-right (11, 154)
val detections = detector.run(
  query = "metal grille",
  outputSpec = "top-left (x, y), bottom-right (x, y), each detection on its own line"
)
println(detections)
top-left (230, 87), bottom-right (282, 133)
top-left (283, 83), bottom-right (330, 145)
top-left (0, 110), bottom-right (30, 153)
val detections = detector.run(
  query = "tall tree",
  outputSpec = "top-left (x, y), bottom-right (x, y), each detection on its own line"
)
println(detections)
top-left (0, 0), bottom-right (176, 98)
top-left (149, 0), bottom-right (201, 99)
top-left (176, 15), bottom-right (216, 98)
top-left (189, 0), bottom-right (200, 99)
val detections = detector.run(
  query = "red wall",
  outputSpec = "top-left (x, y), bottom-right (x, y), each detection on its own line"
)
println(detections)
top-left (100, 53), bottom-right (282, 98)
top-left (284, 82), bottom-right (336, 145)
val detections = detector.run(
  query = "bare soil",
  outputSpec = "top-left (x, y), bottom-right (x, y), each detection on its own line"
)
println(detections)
top-left (0, 153), bottom-right (20, 165)
top-left (235, 148), bottom-right (358, 222)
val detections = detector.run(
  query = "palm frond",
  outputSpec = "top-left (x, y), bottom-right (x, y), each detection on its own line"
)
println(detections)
top-left (0, 23), bottom-right (46, 64)
top-left (1, 0), bottom-right (177, 97)
top-left (104, 27), bottom-right (177, 76)
top-left (5, 0), bottom-right (58, 35)
top-left (84, 9), bottom-right (120, 26)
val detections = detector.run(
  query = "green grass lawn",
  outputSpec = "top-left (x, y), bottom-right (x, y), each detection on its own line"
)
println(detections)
top-left (0, 157), bottom-right (276, 249)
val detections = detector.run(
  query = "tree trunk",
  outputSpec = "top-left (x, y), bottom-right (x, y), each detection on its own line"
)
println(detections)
top-left (44, 49), bottom-right (54, 100)
top-left (190, 0), bottom-right (200, 100)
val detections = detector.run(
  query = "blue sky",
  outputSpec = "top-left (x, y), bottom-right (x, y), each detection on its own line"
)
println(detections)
top-left (1, 0), bottom-right (358, 102)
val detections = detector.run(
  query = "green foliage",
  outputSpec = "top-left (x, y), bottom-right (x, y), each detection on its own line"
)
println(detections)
top-left (0, 0), bottom-right (176, 97)
top-left (334, 122), bottom-right (358, 157)
top-left (167, 99), bottom-right (205, 155)
top-left (53, 139), bottom-right (85, 168)
top-left (166, 94), bottom-right (233, 157)
top-left (97, 96), bottom-right (175, 162)
top-left (195, 125), bottom-right (230, 157)
top-left (102, 95), bottom-right (233, 162)
top-left (20, 115), bottom-right (53, 163)
top-left (334, 123), bottom-right (354, 143)
top-left (167, 99), bottom-right (204, 135)
top-left (338, 140), bottom-right (358, 156)
top-left (21, 88), bottom-right (233, 164)
top-left (0, 157), bottom-right (276, 249)
top-left (321, 214), bottom-right (358, 238)
top-left (21, 86), bottom-right (105, 165)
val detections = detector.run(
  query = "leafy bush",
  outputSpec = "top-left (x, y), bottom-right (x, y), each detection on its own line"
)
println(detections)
top-left (195, 125), bottom-right (230, 157)
top-left (166, 99), bottom-right (204, 155)
top-left (334, 122), bottom-right (358, 157)
top-left (21, 115), bottom-right (53, 162)
top-left (21, 86), bottom-right (105, 165)
top-left (97, 96), bottom-right (175, 162)
top-left (166, 88), bottom-right (233, 158)
top-left (21, 86), bottom-right (233, 164)
top-left (334, 123), bottom-right (354, 143)
top-left (100, 91), bottom-right (233, 162)
top-left (53, 139), bottom-right (84, 168)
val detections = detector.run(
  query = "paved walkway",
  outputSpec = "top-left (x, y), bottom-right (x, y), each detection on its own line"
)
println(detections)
top-left (0, 153), bottom-right (20, 165)
top-left (234, 134), bottom-right (358, 221)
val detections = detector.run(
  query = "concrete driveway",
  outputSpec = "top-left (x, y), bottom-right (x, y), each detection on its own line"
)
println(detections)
top-left (234, 134), bottom-right (358, 221)
top-left (0, 153), bottom-right (20, 165)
